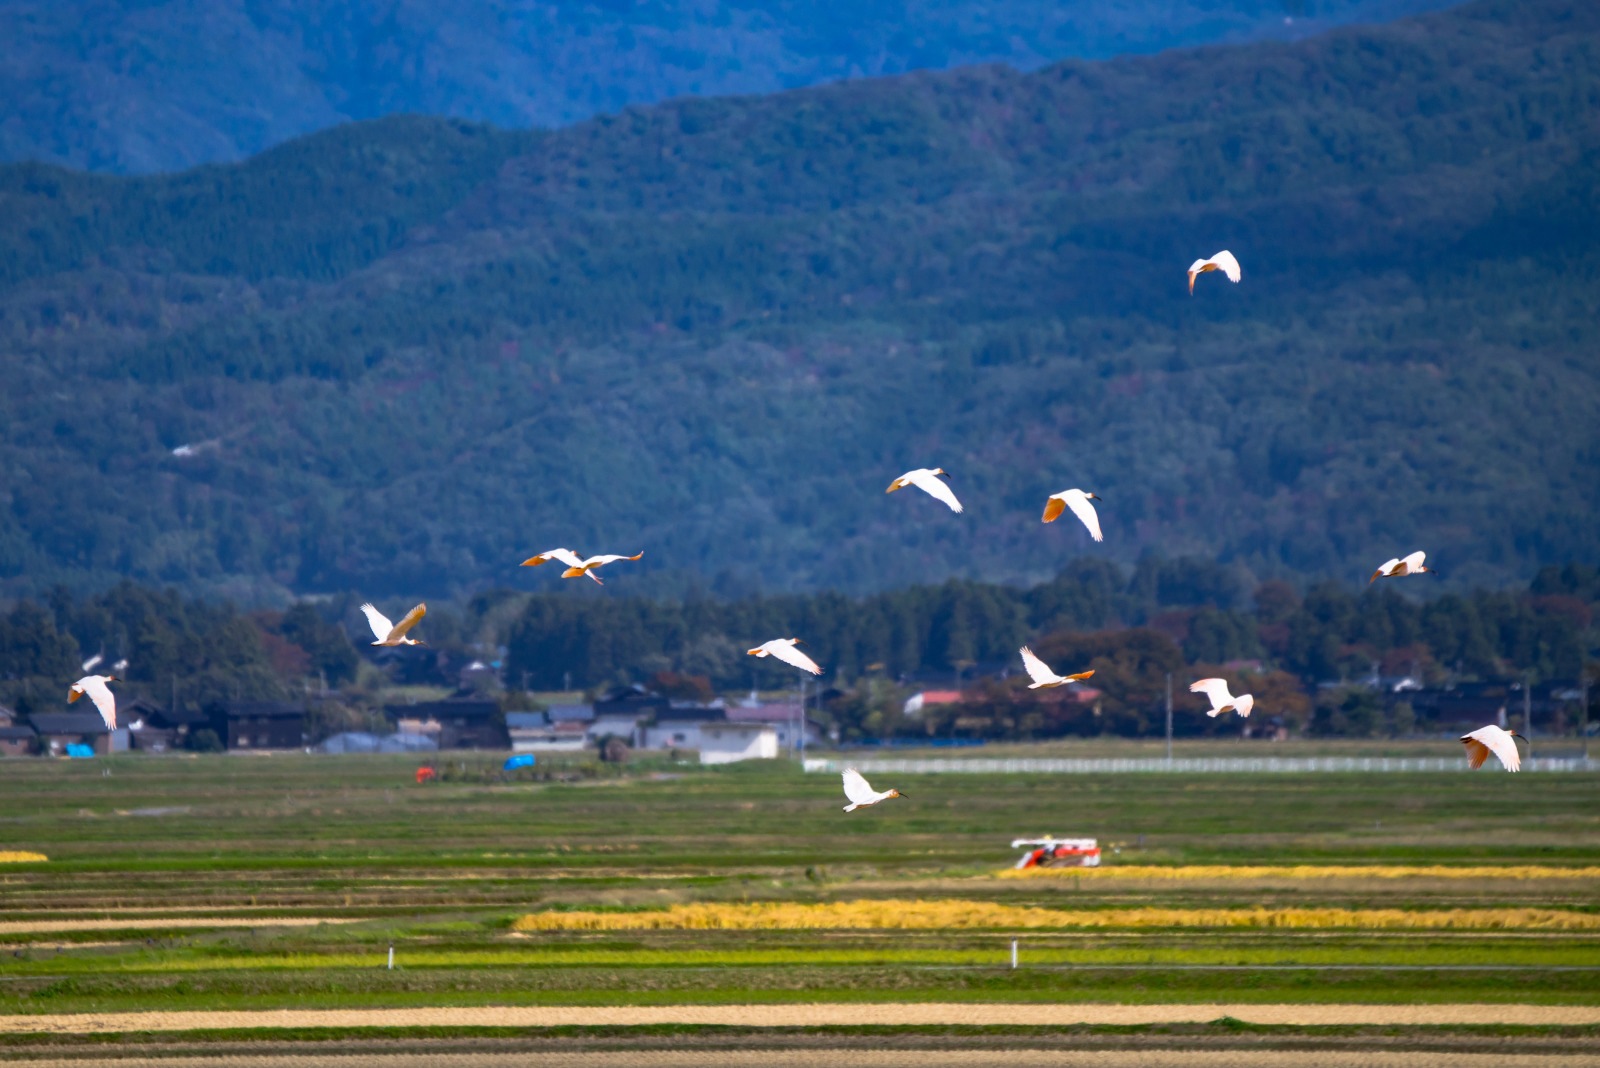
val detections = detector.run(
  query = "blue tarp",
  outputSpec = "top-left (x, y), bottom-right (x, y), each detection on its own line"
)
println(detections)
top-left (503, 754), bottom-right (536, 770)
top-left (63, 743), bottom-right (96, 758)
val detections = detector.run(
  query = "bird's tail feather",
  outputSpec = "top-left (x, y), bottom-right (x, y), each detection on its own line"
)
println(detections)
top-left (843, 804), bottom-right (859, 813)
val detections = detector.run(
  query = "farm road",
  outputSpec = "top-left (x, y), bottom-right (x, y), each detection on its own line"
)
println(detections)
top-left (10, 1052), bottom-right (1600, 1067)
top-left (4, 1004), bottom-right (1600, 1032)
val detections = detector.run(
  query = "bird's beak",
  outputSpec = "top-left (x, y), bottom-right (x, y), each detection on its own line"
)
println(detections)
top-left (1508, 731), bottom-right (1529, 751)
top-left (937, 469), bottom-right (951, 479)
top-left (1087, 493), bottom-right (1101, 500)
top-left (794, 639), bottom-right (809, 647)
top-left (893, 790), bottom-right (907, 799)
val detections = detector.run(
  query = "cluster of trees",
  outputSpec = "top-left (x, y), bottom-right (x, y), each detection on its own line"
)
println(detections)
top-left (505, 560), bottom-right (1598, 694)
top-left (1, 1), bottom-right (1596, 601)
top-left (0, 583), bottom-right (359, 719)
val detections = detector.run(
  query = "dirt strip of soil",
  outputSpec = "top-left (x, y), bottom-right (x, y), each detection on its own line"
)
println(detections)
top-left (0, 918), bottom-right (360, 934)
top-left (10, 1050), bottom-right (1600, 1067)
top-left (4, 1004), bottom-right (1600, 1033)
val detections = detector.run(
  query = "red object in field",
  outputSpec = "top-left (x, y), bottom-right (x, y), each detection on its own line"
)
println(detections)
top-left (1011, 837), bottom-right (1100, 869)
top-left (415, 766), bottom-right (436, 784)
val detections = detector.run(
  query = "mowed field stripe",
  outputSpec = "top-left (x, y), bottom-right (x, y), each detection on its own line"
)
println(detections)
top-left (11, 1053), bottom-right (1600, 1068)
top-left (5, 1004), bottom-right (1600, 1032)
top-left (0, 918), bottom-right (361, 934)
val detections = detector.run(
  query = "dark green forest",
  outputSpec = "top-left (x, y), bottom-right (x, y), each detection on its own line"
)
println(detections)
top-left (1, 0), bottom-right (1598, 606)
top-left (4, 559), bottom-right (1591, 742)
top-left (0, 0), bottom-right (1452, 174)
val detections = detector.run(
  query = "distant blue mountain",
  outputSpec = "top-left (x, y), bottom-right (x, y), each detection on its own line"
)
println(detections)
top-left (0, 0), bottom-right (1457, 174)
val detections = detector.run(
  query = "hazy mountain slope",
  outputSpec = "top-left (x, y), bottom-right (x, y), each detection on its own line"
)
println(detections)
top-left (1, 0), bottom-right (1459, 174)
top-left (1, 0), bottom-right (1597, 603)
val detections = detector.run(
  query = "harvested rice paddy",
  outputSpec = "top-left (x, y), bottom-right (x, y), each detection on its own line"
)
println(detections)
top-left (512, 901), bottom-right (1600, 932)
top-left (0, 750), bottom-right (1595, 1041)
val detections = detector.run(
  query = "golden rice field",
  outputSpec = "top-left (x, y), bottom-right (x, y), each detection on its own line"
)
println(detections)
top-left (0, 852), bottom-right (46, 863)
top-left (512, 899), bottom-right (1600, 932)
top-left (998, 864), bottom-right (1600, 881)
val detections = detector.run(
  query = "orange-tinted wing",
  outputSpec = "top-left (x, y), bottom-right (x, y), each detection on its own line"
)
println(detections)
top-left (1462, 738), bottom-right (1489, 770)
top-left (1065, 670), bottom-right (1095, 682)
top-left (68, 687), bottom-right (82, 703)
top-left (1042, 497), bottom-right (1066, 523)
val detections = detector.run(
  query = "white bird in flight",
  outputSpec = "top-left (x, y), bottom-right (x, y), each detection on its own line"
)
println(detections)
top-left (1041, 488), bottom-right (1103, 541)
top-left (1187, 250), bottom-right (1241, 294)
top-left (521, 548), bottom-right (643, 585)
top-left (1461, 724), bottom-right (1525, 772)
top-left (886, 468), bottom-right (963, 513)
top-left (80, 653), bottom-right (103, 673)
top-left (841, 767), bottom-right (905, 812)
top-left (68, 674), bottom-right (118, 730)
top-left (1190, 678), bottom-right (1253, 718)
top-left (360, 603), bottom-right (428, 646)
top-left (1019, 646), bottom-right (1095, 689)
top-left (748, 638), bottom-right (822, 675)
top-left (1371, 551), bottom-right (1435, 583)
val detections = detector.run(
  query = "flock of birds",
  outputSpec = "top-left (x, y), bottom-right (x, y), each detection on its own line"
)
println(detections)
top-left (59, 249), bottom-right (1529, 800)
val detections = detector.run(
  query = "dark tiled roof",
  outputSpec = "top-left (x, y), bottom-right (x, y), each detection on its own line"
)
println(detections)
top-left (0, 725), bottom-right (36, 740)
top-left (29, 712), bottom-right (110, 735)
top-left (215, 702), bottom-right (305, 719)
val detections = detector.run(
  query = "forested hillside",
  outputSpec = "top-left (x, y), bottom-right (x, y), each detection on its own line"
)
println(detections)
top-left (1, 0), bottom-right (1454, 174)
top-left (2, 0), bottom-right (1598, 603)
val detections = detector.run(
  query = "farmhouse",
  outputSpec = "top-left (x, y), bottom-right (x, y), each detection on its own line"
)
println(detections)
top-left (726, 702), bottom-right (825, 748)
top-left (507, 711), bottom-right (587, 752)
top-left (212, 701), bottom-right (307, 750)
top-left (29, 711), bottom-right (113, 756)
top-left (384, 696), bottom-right (504, 749)
top-left (0, 704), bottom-right (35, 756)
top-left (638, 707), bottom-right (777, 764)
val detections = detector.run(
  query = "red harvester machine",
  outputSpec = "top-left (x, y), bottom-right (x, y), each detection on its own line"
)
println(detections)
top-left (1011, 837), bottom-right (1100, 869)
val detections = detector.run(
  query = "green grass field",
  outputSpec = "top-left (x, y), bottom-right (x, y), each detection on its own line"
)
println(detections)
top-left (0, 749), bottom-right (1596, 1026)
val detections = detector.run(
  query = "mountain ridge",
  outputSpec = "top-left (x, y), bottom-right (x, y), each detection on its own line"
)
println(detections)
top-left (0, 0), bottom-right (1458, 175)
top-left (1, 0), bottom-right (1597, 603)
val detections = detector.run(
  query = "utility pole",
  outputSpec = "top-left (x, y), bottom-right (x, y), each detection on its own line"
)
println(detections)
top-left (1524, 673), bottom-right (1533, 744)
top-left (1165, 673), bottom-right (1173, 766)
top-left (1581, 666), bottom-right (1590, 762)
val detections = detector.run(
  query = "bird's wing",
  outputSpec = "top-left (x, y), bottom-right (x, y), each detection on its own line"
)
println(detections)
top-left (1370, 558), bottom-right (1400, 582)
top-left (1211, 250), bottom-right (1242, 282)
top-left (1186, 258), bottom-right (1212, 274)
top-left (584, 553), bottom-right (643, 567)
top-left (360, 603), bottom-right (394, 641)
top-left (1233, 693), bottom-right (1254, 718)
top-left (1402, 550), bottom-right (1427, 572)
top-left (1460, 735), bottom-right (1491, 770)
top-left (886, 472), bottom-right (913, 493)
top-left (770, 641), bottom-right (823, 675)
top-left (524, 548), bottom-right (586, 569)
top-left (1062, 491), bottom-right (1103, 541)
top-left (1041, 496), bottom-right (1067, 523)
top-left (1480, 730), bottom-right (1520, 772)
top-left (387, 603), bottom-right (426, 640)
top-left (1019, 646), bottom-right (1058, 686)
top-left (907, 470), bottom-right (963, 513)
top-left (842, 768), bottom-right (876, 805)
top-left (747, 644), bottom-right (771, 657)
top-left (79, 676), bottom-right (116, 729)
top-left (1189, 678), bottom-right (1232, 709)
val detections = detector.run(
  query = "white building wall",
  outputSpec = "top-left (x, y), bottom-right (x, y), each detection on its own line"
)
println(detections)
top-left (639, 721), bottom-right (777, 763)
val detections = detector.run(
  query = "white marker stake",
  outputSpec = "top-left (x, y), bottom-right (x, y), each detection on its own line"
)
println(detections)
top-left (1011, 939), bottom-right (1018, 969)
top-left (388, 945), bottom-right (394, 970)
